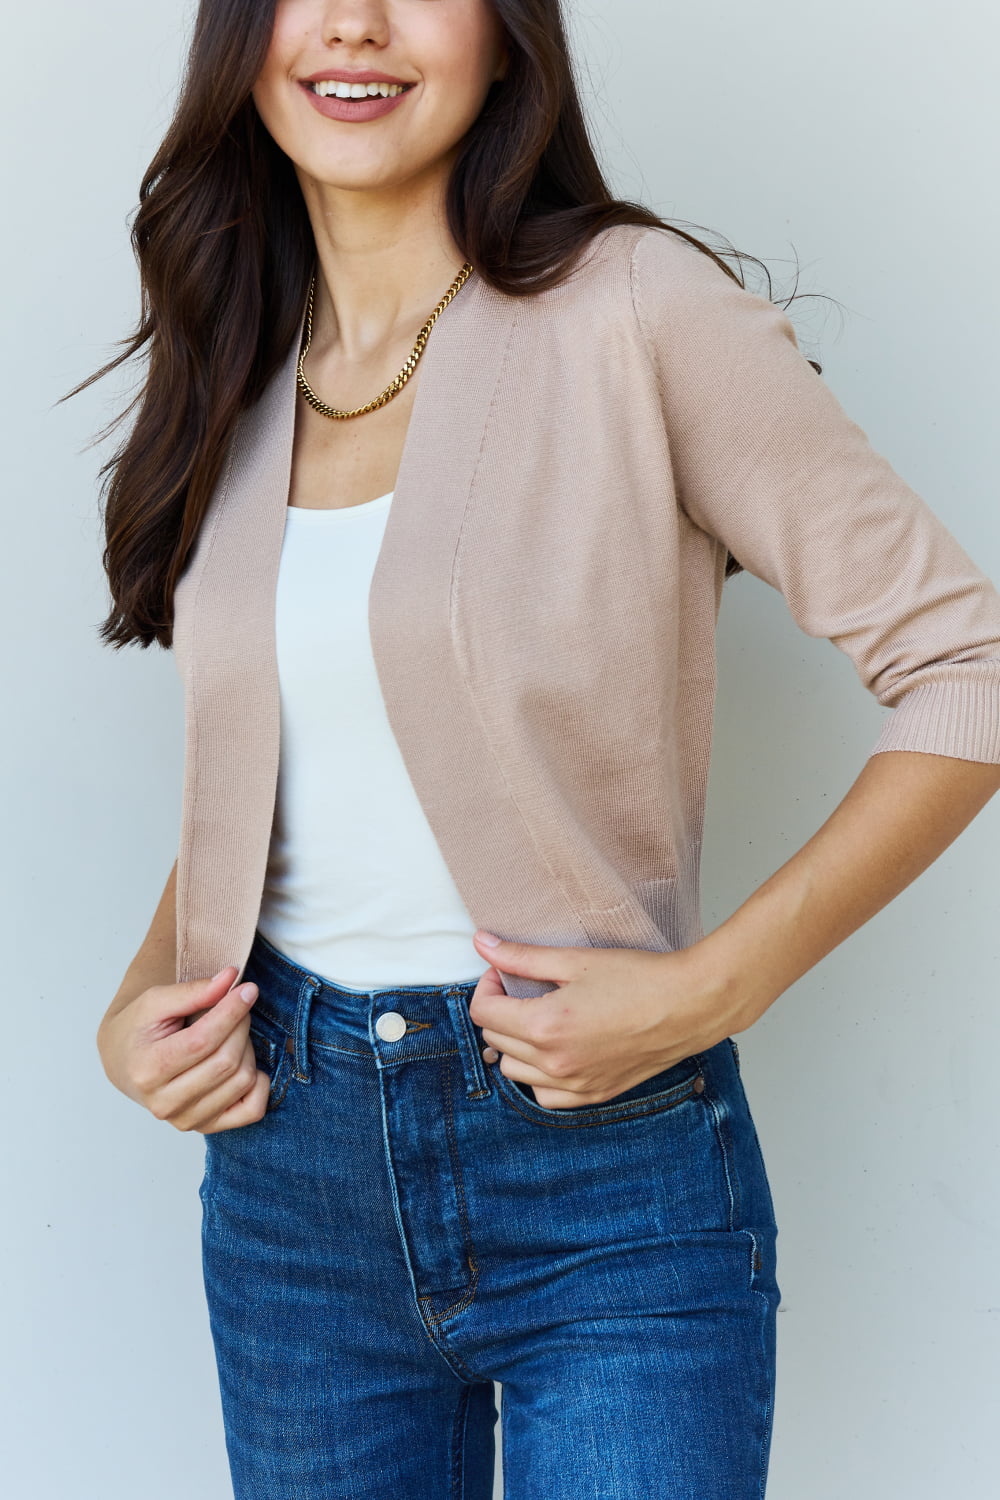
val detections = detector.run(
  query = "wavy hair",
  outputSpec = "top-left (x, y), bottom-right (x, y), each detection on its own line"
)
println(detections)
top-left (64, 0), bottom-right (829, 649)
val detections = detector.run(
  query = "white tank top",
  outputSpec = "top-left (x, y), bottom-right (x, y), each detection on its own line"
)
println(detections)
top-left (256, 493), bottom-right (489, 990)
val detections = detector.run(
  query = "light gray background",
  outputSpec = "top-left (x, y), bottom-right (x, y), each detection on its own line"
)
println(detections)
top-left (3, 1), bottom-right (997, 1494)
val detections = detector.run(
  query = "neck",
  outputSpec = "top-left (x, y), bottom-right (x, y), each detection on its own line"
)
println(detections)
top-left (296, 163), bottom-right (468, 364)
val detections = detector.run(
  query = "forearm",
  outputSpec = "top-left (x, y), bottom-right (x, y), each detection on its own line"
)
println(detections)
top-left (101, 860), bottom-right (178, 1032)
top-left (686, 750), bottom-right (1000, 1024)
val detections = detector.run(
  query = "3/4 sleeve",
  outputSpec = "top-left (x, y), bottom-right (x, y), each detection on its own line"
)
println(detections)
top-left (629, 225), bottom-right (1000, 764)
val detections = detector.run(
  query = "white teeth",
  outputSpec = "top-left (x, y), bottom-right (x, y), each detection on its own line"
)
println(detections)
top-left (311, 80), bottom-right (408, 98)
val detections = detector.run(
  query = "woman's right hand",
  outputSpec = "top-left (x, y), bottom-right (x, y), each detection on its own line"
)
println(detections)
top-left (97, 967), bottom-right (272, 1134)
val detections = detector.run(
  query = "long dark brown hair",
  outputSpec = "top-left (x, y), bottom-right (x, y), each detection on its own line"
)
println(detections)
top-left (64, 0), bottom-right (829, 650)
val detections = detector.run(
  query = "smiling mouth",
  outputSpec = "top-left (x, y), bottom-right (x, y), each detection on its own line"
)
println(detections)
top-left (306, 81), bottom-right (416, 99)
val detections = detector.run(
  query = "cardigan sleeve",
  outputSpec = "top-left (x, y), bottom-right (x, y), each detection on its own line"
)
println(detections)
top-left (630, 226), bottom-right (1000, 764)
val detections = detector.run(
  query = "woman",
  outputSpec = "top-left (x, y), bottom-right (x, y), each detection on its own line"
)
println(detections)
top-left (82, 1), bottom-right (1000, 1496)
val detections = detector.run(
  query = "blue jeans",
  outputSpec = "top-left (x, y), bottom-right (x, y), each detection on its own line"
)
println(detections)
top-left (199, 928), bottom-right (780, 1498)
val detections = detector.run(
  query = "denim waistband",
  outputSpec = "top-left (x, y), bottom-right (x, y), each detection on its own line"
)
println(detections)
top-left (242, 927), bottom-right (491, 1097)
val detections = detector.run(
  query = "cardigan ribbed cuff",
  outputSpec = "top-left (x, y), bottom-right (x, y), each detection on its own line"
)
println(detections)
top-left (870, 676), bottom-right (1000, 764)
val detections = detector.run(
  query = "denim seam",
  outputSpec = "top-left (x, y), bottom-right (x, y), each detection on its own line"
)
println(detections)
top-left (250, 1032), bottom-right (276, 1075)
top-left (309, 1040), bottom-right (378, 1057)
top-left (421, 1285), bottom-right (480, 1327)
top-left (703, 1083), bottom-right (739, 1231)
top-left (450, 1382), bottom-right (472, 1500)
top-left (445, 991), bottom-right (492, 1097)
top-left (248, 1004), bottom-right (290, 1030)
top-left (742, 1228), bottom-right (776, 1498)
top-left (374, 1071), bottom-right (481, 1383)
top-left (269, 1048), bottom-right (294, 1110)
top-left (418, 1309), bottom-right (482, 1383)
top-left (489, 1066), bottom-right (703, 1129)
top-left (197, 1139), bottom-right (215, 1219)
top-left (423, 1057), bottom-right (480, 1327)
top-left (381, 1047), bottom-right (461, 1067)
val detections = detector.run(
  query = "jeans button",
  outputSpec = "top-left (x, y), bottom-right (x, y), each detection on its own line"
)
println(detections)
top-left (375, 1011), bottom-right (407, 1042)
top-left (481, 1046), bottom-right (500, 1064)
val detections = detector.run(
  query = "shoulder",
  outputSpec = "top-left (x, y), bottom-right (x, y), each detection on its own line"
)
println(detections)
top-left (543, 226), bottom-right (817, 435)
top-left (561, 222), bottom-right (738, 303)
top-left (624, 225), bottom-right (802, 380)
top-left (530, 223), bottom-right (784, 348)
top-left (500, 224), bottom-right (803, 392)
top-left (551, 221), bottom-right (714, 280)
top-left (526, 222), bottom-right (709, 309)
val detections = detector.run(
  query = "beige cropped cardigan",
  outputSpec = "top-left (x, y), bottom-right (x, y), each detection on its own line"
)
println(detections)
top-left (171, 223), bottom-right (1000, 999)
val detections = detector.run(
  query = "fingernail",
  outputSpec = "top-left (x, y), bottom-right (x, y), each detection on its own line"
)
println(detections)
top-left (238, 983), bottom-right (258, 1003)
top-left (476, 931), bottom-right (501, 947)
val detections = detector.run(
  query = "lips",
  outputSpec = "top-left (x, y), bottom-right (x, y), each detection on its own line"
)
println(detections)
top-left (299, 79), bottom-right (417, 123)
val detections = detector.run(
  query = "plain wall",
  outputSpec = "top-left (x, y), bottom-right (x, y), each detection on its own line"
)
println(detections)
top-left (3, 1), bottom-right (997, 1494)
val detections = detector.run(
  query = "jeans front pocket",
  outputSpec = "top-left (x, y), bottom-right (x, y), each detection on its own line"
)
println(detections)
top-left (490, 1051), bottom-right (707, 1129)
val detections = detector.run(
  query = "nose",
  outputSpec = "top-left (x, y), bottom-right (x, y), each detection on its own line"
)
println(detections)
top-left (321, 0), bottom-right (391, 49)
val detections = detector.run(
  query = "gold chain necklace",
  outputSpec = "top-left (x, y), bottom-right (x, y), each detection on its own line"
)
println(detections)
top-left (296, 260), bottom-right (475, 420)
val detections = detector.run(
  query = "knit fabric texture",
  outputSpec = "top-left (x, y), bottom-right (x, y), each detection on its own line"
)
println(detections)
top-left (171, 224), bottom-right (1000, 998)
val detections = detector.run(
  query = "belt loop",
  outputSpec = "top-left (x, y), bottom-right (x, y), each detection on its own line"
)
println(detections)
top-left (444, 988), bottom-right (492, 1099)
top-left (292, 974), bottom-right (321, 1083)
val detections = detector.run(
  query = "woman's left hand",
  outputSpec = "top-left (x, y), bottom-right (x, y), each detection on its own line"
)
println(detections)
top-left (468, 931), bottom-right (761, 1109)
